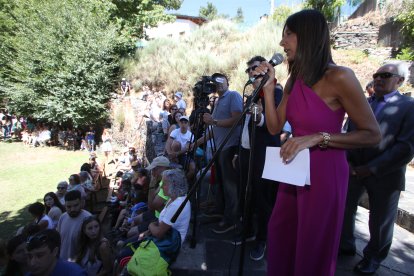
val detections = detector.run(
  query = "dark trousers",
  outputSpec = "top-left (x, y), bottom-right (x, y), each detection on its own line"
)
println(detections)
top-left (239, 147), bottom-right (277, 241)
top-left (340, 176), bottom-right (400, 262)
top-left (214, 146), bottom-right (240, 225)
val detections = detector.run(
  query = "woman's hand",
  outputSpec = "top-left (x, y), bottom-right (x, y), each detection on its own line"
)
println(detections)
top-left (280, 134), bottom-right (321, 163)
top-left (253, 61), bottom-right (276, 89)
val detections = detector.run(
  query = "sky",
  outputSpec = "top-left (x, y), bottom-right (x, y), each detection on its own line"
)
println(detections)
top-left (172, 0), bottom-right (357, 27)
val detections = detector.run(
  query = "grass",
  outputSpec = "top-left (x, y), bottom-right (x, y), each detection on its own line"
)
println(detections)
top-left (0, 141), bottom-right (87, 240)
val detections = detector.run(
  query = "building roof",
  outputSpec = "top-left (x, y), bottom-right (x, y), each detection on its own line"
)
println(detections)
top-left (173, 14), bottom-right (208, 25)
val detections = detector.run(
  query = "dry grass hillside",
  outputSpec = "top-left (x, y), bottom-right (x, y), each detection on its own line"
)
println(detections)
top-left (112, 14), bottom-right (412, 150)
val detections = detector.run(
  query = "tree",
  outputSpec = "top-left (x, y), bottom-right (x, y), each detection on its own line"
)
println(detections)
top-left (272, 5), bottom-right (293, 25)
top-left (0, 0), bottom-right (181, 126)
top-left (396, 0), bottom-right (414, 59)
top-left (233, 7), bottom-right (244, 23)
top-left (109, 0), bottom-right (182, 40)
top-left (304, 0), bottom-right (345, 22)
top-left (199, 2), bottom-right (218, 21)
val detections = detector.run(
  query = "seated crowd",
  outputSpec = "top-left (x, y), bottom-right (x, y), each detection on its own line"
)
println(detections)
top-left (1, 145), bottom-right (192, 275)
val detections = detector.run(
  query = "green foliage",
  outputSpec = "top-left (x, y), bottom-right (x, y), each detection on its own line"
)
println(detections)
top-left (271, 5), bottom-right (294, 25)
top-left (304, 0), bottom-right (345, 22)
top-left (396, 47), bottom-right (414, 61)
top-left (109, 0), bottom-right (182, 40)
top-left (2, 0), bottom-right (120, 127)
top-left (233, 7), bottom-right (244, 24)
top-left (199, 2), bottom-right (218, 20)
top-left (125, 19), bottom-right (287, 95)
top-left (396, 0), bottom-right (414, 48)
top-left (0, 0), bottom-right (181, 127)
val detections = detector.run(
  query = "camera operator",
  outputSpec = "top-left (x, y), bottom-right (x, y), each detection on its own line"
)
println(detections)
top-left (235, 56), bottom-right (283, 259)
top-left (193, 73), bottom-right (243, 234)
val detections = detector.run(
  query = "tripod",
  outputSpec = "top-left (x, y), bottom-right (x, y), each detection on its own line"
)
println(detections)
top-left (171, 75), bottom-right (270, 275)
top-left (183, 104), bottom-right (217, 248)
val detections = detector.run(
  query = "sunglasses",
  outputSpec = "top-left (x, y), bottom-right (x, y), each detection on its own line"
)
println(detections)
top-left (171, 108), bottom-right (178, 110)
top-left (180, 120), bottom-right (189, 124)
top-left (245, 65), bottom-right (258, 73)
top-left (27, 234), bottom-right (48, 250)
top-left (57, 186), bottom-right (66, 190)
top-left (372, 72), bottom-right (400, 79)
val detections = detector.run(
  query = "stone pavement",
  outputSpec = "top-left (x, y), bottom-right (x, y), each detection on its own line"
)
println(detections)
top-left (170, 168), bottom-right (414, 276)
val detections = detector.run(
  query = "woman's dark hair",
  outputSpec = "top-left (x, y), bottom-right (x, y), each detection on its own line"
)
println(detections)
top-left (28, 202), bottom-right (45, 219)
top-left (69, 174), bottom-right (81, 184)
top-left (284, 9), bottom-right (333, 88)
top-left (168, 104), bottom-right (178, 125)
top-left (80, 163), bottom-right (92, 174)
top-left (163, 99), bottom-right (171, 111)
top-left (75, 216), bottom-right (102, 265)
top-left (43, 192), bottom-right (65, 213)
top-left (172, 111), bottom-right (183, 125)
top-left (137, 168), bottom-right (148, 177)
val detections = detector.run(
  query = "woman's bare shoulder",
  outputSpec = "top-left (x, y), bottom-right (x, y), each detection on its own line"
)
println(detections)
top-left (325, 64), bottom-right (358, 84)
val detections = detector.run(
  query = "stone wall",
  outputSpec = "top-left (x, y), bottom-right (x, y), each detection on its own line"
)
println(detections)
top-left (332, 21), bottom-right (379, 49)
top-left (378, 20), bottom-right (403, 48)
top-left (110, 88), bottom-right (167, 165)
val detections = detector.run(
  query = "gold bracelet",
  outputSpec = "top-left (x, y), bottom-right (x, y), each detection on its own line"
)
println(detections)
top-left (318, 132), bottom-right (330, 149)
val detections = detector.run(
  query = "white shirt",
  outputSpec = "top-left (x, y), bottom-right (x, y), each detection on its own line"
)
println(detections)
top-left (159, 196), bottom-right (191, 244)
top-left (170, 128), bottom-right (193, 150)
top-left (241, 113), bottom-right (265, 149)
top-left (176, 99), bottom-right (186, 110)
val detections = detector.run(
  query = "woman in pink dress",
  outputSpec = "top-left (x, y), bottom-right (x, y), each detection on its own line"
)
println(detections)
top-left (256, 10), bottom-right (381, 276)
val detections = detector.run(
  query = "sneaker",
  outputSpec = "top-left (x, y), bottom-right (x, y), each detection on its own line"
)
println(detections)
top-left (250, 241), bottom-right (266, 261)
top-left (225, 233), bottom-right (256, 246)
top-left (211, 222), bottom-right (236, 234)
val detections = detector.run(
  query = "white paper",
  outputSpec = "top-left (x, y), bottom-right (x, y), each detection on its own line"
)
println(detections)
top-left (262, 147), bottom-right (311, 186)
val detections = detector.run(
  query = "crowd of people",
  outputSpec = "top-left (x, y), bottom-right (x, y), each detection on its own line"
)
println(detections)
top-left (1, 9), bottom-right (414, 276)
top-left (0, 114), bottom-right (113, 154)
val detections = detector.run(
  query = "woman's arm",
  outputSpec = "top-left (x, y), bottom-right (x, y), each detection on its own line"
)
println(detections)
top-left (37, 219), bottom-right (48, 230)
top-left (256, 62), bottom-right (290, 135)
top-left (97, 239), bottom-right (113, 276)
top-left (279, 66), bottom-right (381, 162)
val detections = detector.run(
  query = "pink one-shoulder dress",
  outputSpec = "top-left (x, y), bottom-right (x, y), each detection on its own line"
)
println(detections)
top-left (267, 80), bottom-right (349, 276)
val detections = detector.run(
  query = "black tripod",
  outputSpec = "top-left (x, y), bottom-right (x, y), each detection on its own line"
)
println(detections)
top-left (183, 104), bottom-right (217, 248)
top-left (171, 75), bottom-right (270, 275)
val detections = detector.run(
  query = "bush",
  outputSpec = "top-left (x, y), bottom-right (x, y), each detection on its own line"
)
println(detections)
top-left (126, 19), bottom-right (288, 97)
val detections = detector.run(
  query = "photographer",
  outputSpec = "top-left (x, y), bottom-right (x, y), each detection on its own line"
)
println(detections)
top-left (193, 73), bottom-right (243, 234)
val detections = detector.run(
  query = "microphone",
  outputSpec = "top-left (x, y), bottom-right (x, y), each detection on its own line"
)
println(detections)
top-left (247, 53), bottom-right (284, 85)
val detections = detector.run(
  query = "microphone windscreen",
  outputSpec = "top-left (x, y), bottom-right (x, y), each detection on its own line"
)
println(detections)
top-left (269, 53), bottom-right (284, 67)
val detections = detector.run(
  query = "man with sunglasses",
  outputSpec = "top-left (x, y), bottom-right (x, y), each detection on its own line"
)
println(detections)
top-left (26, 229), bottom-right (86, 275)
top-left (55, 181), bottom-right (68, 205)
top-left (340, 63), bottom-right (414, 274)
top-left (232, 55), bottom-right (284, 260)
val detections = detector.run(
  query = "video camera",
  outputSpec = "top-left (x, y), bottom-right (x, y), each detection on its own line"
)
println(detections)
top-left (193, 75), bottom-right (216, 94)
top-left (193, 75), bottom-right (221, 108)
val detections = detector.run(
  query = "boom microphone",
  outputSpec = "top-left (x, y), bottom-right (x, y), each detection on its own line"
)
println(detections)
top-left (247, 53), bottom-right (284, 85)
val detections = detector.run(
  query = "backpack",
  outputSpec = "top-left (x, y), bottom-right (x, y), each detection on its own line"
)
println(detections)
top-left (127, 228), bottom-right (181, 276)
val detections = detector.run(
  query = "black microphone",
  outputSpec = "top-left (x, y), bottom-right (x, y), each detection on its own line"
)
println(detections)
top-left (246, 53), bottom-right (284, 85)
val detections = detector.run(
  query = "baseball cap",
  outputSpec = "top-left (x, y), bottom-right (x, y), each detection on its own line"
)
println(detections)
top-left (175, 91), bottom-right (183, 99)
top-left (179, 115), bottom-right (189, 122)
top-left (145, 156), bottom-right (170, 170)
